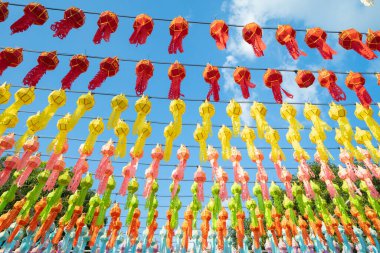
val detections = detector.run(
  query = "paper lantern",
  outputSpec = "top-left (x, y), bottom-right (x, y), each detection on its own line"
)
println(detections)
top-left (0, 2), bottom-right (9, 22)
top-left (0, 48), bottom-right (23, 76)
top-left (345, 72), bottom-right (372, 108)
top-left (233, 67), bottom-right (256, 99)
top-left (61, 54), bottom-right (89, 90)
top-left (194, 124), bottom-right (208, 162)
top-left (107, 94), bottom-right (128, 129)
top-left (355, 103), bottom-right (380, 142)
top-left (114, 119), bottom-right (129, 158)
top-left (163, 122), bottom-right (176, 161)
top-left (366, 29), bottom-right (380, 51)
top-left (199, 100), bottom-right (215, 137)
top-left (250, 102), bottom-right (269, 139)
top-left (129, 14), bottom-right (154, 45)
top-left (0, 154), bottom-right (19, 187)
top-left (210, 20), bottom-right (229, 50)
top-left (318, 69), bottom-right (346, 102)
top-left (135, 60), bottom-right (154, 96)
top-left (203, 64), bottom-right (220, 102)
top-left (82, 118), bottom-right (104, 154)
top-left (263, 69), bottom-right (293, 104)
top-left (51, 7), bottom-right (85, 39)
top-left (168, 16), bottom-right (188, 54)
top-left (93, 11), bottom-right (119, 44)
top-left (10, 3), bottom-right (48, 34)
top-left (242, 22), bottom-right (266, 57)
top-left (133, 95), bottom-right (151, 135)
top-left (295, 70), bottom-right (315, 88)
top-left (226, 99), bottom-right (242, 136)
top-left (218, 125), bottom-right (232, 160)
top-left (132, 121), bottom-right (152, 157)
top-left (0, 82), bottom-right (11, 104)
top-left (276, 25), bottom-right (306, 60)
top-left (88, 57), bottom-right (119, 90)
top-left (168, 61), bottom-right (186, 99)
top-left (23, 51), bottom-right (59, 87)
top-left (339, 28), bottom-right (377, 60)
top-left (304, 27), bottom-right (336, 59)
top-left (0, 132), bottom-right (14, 157)
top-left (43, 155), bottom-right (66, 191)
top-left (170, 99), bottom-right (186, 137)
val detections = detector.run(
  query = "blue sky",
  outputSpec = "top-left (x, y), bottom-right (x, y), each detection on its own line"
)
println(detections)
top-left (1, 0), bottom-right (380, 240)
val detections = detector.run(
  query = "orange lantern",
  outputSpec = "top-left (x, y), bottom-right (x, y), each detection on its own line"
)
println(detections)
top-left (129, 14), bottom-right (154, 45)
top-left (242, 22), bottom-right (266, 57)
top-left (263, 69), bottom-right (293, 104)
top-left (276, 25), bottom-right (306, 60)
top-left (168, 16), bottom-right (188, 54)
top-left (295, 70), bottom-right (315, 88)
top-left (203, 64), bottom-right (221, 102)
top-left (304, 27), bottom-right (336, 59)
top-left (0, 2), bottom-right (9, 23)
top-left (88, 57), bottom-right (119, 90)
top-left (93, 11), bottom-right (119, 44)
top-left (135, 60), bottom-right (154, 96)
top-left (23, 51), bottom-right (59, 87)
top-left (0, 47), bottom-right (23, 76)
top-left (210, 20), bottom-right (229, 50)
top-left (345, 72), bottom-right (372, 108)
top-left (51, 7), bottom-right (85, 39)
top-left (61, 54), bottom-right (89, 90)
top-left (168, 61), bottom-right (186, 99)
top-left (233, 67), bottom-right (256, 99)
top-left (339, 28), bottom-right (377, 60)
top-left (366, 29), bottom-right (380, 51)
top-left (318, 69), bottom-right (346, 102)
top-left (10, 3), bottom-right (48, 34)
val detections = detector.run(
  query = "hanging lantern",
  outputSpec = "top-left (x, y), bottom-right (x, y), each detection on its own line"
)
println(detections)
top-left (0, 47), bottom-right (23, 76)
top-left (51, 7), bottom-right (85, 39)
top-left (210, 20), bottom-right (229, 50)
top-left (0, 133), bottom-right (14, 157)
top-left (366, 29), bottom-right (380, 51)
top-left (218, 125), bottom-right (232, 160)
top-left (233, 67), bottom-right (256, 99)
top-left (295, 70), bottom-right (315, 88)
top-left (169, 99), bottom-right (186, 137)
top-left (132, 121), bottom-right (152, 157)
top-left (23, 51), bottom-right (59, 87)
top-left (339, 28), bottom-right (377, 60)
top-left (199, 100), bottom-right (215, 137)
top-left (163, 122), bottom-right (176, 161)
top-left (135, 59), bottom-right (154, 96)
top-left (263, 69), bottom-right (293, 104)
top-left (250, 102), bottom-right (269, 139)
top-left (168, 61), bottom-right (186, 99)
top-left (226, 99), bottom-right (242, 136)
top-left (242, 22), bottom-right (266, 57)
top-left (82, 118), bottom-right (105, 154)
top-left (114, 119), bottom-right (129, 158)
top-left (276, 25), bottom-right (306, 60)
top-left (61, 54), bottom-right (89, 90)
top-left (10, 3), bottom-right (48, 34)
top-left (203, 64), bottom-right (221, 102)
top-left (345, 72), bottom-right (372, 108)
top-left (0, 2), bottom-right (9, 22)
top-left (93, 11), bottom-right (119, 44)
top-left (240, 125), bottom-right (256, 161)
top-left (107, 94), bottom-right (128, 129)
top-left (129, 14), bottom-right (154, 45)
top-left (133, 95), bottom-right (151, 135)
top-left (318, 69), bottom-right (346, 102)
top-left (168, 16), bottom-right (188, 54)
top-left (0, 82), bottom-right (11, 104)
top-left (88, 57), bottom-right (119, 90)
top-left (304, 27), bottom-right (336, 59)
top-left (193, 124), bottom-right (208, 162)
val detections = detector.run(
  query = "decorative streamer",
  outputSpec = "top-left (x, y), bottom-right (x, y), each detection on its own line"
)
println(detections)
top-left (135, 60), bottom-right (154, 96)
top-left (168, 16), bottom-right (188, 54)
top-left (10, 3), bottom-right (48, 34)
top-left (203, 64), bottom-right (221, 101)
top-left (93, 11), bottom-right (119, 44)
top-left (354, 103), bottom-right (380, 142)
top-left (233, 67), bottom-right (256, 99)
top-left (264, 69), bottom-right (293, 104)
top-left (107, 94), bottom-right (128, 130)
top-left (317, 69), bottom-right (346, 101)
top-left (168, 61), bottom-right (186, 99)
top-left (276, 25), bottom-right (306, 59)
top-left (129, 14), bottom-right (154, 45)
top-left (209, 20), bottom-right (229, 50)
top-left (88, 57), bottom-right (119, 90)
top-left (133, 95), bottom-right (151, 135)
top-left (0, 47), bottom-right (23, 75)
top-left (252, 150), bottom-right (270, 201)
top-left (193, 166), bottom-right (206, 202)
top-left (295, 70), bottom-right (315, 88)
top-left (193, 124), bottom-right (208, 162)
top-left (218, 125), bottom-right (232, 160)
top-left (345, 72), bottom-right (372, 108)
top-left (242, 22), bottom-right (266, 57)
top-left (114, 119), bottom-right (129, 158)
top-left (61, 54), bottom-right (89, 90)
top-left (304, 27), bottom-right (336, 59)
top-left (339, 28), bottom-right (377, 60)
top-left (23, 51), bottom-right (59, 87)
top-left (51, 7), bottom-right (85, 39)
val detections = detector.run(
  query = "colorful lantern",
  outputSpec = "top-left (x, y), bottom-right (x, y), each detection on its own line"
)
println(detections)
top-left (304, 27), bottom-right (336, 59)
top-left (168, 16), bottom-right (188, 54)
top-left (203, 64), bottom-right (221, 101)
top-left (0, 47), bottom-right (23, 76)
top-left (250, 102), bottom-right (269, 139)
top-left (43, 155), bottom-right (66, 191)
top-left (0, 154), bottom-right (19, 187)
top-left (10, 3), bottom-right (48, 34)
top-left (0, 82), bottom-right (11, 104)
top-left (143, 144), bottom-right (164, 198)
top-left (93, 11), bottom-right (119, 44)
top-left (355, 127), bottom-right (380, 163)
top-left (51, 7), bottom-right (85, 39)
top-left (88, 57), bottom-right (119, 90)
top-left (107, 94), bottom-right (128, 129)
top-left (263, 69), bottom-right (293, 104)
top-left (163, 122), bottom-right (176, 161)
top-left (339, 28), bottom-right (377, 60)
top-left (114, 119), bottom-right (129, 158)
top-left (295, 70), bottom-right (315, 88)
top-left (0, 2), bottom-right (9, 22)
top-left (345, 72), bottom-right (372, 108)
top-left (194, 166), bottom-right (206, 202)
top-left (23, 51), bottom-right (59, 87)
top-left (171, 145), bottom-right (189, 197)
top-left (233, 67), bottom-right (256, 99)
top-left (168, 61), bottom-right (186, 99)
top-left (0, 132), bottom-right (14, 157)
top-left (226, 99), bottom-right (242, 136)
top-left (240, 125), bottom-right (256, 161)
top-left (276, 25), bottom-right (306, 59)
top-left (280, 103), bottom-right (303, 131)
top-left (210, 20), bottom-right (229, 50)
top-left (135, 60), bottom-right (154, 96)
top-left (132, 121), bottom-right (152, 157)
top-left (193, 124), bottom-right (208, 162)
top-left (61, 54), bottom-right (89, 90)
top-left (95, 139), bottom-right (114, 184)
top-left (230, 147), bottom-right (250, 200)
top-left (366, 29), bottom-right (380, 51)
top-left (218, 125), bottom-right (232, 160)
top-left (133, 95), bottom-right (151, 135)
top-left (170, 99), bottom-right (186, 137)
top-left (354, 103), bottom-right (380, 142)
top-left (82, 118), bottom-right (104, 154)
top-left (242, 22), bottom-right (266, 57)
top-left (18, 136), bottom-right (39, 171)
top-left (304, 103), bottom-right (332, 137)
top-left (318, 69), bottom-right (346, 102)
top-left (199, 100), bottom-right (215, 137)
top-left (129, 14), bottom-right (154, 45)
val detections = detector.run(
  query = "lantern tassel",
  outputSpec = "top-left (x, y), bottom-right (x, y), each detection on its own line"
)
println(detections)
top-left (354, 86), bottom-right (372, 108)
top-left (135, 73), bottom-right (149, 96)
top-left (51, 19), bottom-right (72, 39)
top-left (206, 82), bottom-right (220, 102)
top-left (129, 26), bottom-right (149, 45)
top-left (169, 34), bottom-right (184, 54)
top-left (319, 42), bottom-right (337, 59)
top-left (88, 70), bottom-right (108, 90)
top-left (327, 83), bottom-right (346, 102)
top-left (271, 84), bottom-right (293, 104)
top-left (43, 170), bottom-right (60, 191)
top-left (61, 67), bottom-right (82, 90)
top-left (93, 24), bottom-right (112, 44)
top-left (168, 78), bottom-right (184, 100)
top-left (10, 15), bottom-right (34, 34)
top-left (352, 42), bottom-right (377, 60)
top-left (23, 64), bottom-right (47, 87)
top-left (0, 59), bottom-right (10, 75)
top-left (285, 39), bottom-right (307, 60)
top-left (115, 134), bottom-right (127, 158)
top-left (164, 136), bottom-right (174, 162)
top-left (240, 79), bottom-right (256, 99)
top-left (253, 36), bottom-right (266, 57)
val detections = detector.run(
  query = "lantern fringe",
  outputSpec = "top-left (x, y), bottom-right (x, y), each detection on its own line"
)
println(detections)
top-left (285, 39), bottom-right (307, 60)
top-left (355, 86), bottom-right (372, 108)
top-left (168, 78), bottom-right (184, 100)
top-left (61, 67), bottom-right (82, 90)
top-left (51, 19), bottom-right (72, 39)
top-left (327, 84), bottom-right (346, 102)
top-left (168, 34), bottom-right (184, 54)
top-left (319, 43), bottom-right (337, 59)
top-left (10, 15), bottom-right (34, 34)
top-left (252, 37), bottom-right (266, 57)
top-left (271, 84), bottom-right (293, 104)
top-left (129, 27), bottom-right (149, 45)
top-left (353, 43), bottom-right (377, 60)
top-left (0, 60), bottom-right (9, 75)
top-left (23, 64), bottom-right (47, 87)
top-left (93, 24), bottom-right (112, 44)
top-left (88, 70), bottom-right (108, 90)
top-left (206, 82), bottom-right (220, 102)
top-left (135, 74), bottom-right (149, 96)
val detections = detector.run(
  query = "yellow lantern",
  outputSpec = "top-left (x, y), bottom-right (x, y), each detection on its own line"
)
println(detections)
top-left (250, 102), bottom-right (269, 139)
top-left (163, 122), bottom-right (176, 161)
top-left (240, 125), bottom-right (256, 161)
top-left (226, 99), bottom-right (242, 136)
top-left (70, 92), bottom-right (95, 129)
top-left (304, 103), bottom-right (331, 138)
top-left (48, 114), bottom-right (71, 153)
top-left (309, 126), bottom-right (332, 162)
top-left (108, 94), bottom-right (128, 130)
top-left (280, 103), bottom-right (303, 131)
top-left (218, 125), bottom-right (232, 160)
top-left (264, 127), bottom-right (285, 162)
top-left (355, 127), bottom-right (380, 163)
top-left (132, 121), bottom-right (152, 157)
top-left (114, 119), bottom-right (129, 158)
top-left (170, 99), bottom-right (186, 137)
top-left (285, 127), bottom-right (310, 161)
top-left (335, 128), bottom-right (363, 161)
top-left (0, 82), bottom-right (11, 105)
top-left (133, 95), bottom-right (151, 135)
top-left (354, 103), bottom-right (380, 142)
top-left (199, 100), bottom-right (215, 137)
top-left (82, 118), bottom-right (105, 154)
top-left (328, 102), bottom-right (353, 140)
top-left (193, 123), bottom-right (208, 162)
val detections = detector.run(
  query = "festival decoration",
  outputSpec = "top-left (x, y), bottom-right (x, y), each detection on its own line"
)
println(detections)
top-left (114, 119), bottom-right (129, 158)
top-left (119, 148), bottom-right (143, 196)
top-left (132, 95), bottom-right (151, 135)
top-left (129, 14), bottom-right (154, 45)
top-left (210, 20), bottom-right (229, 50)
top-left (199, 100), bottom-right (215, 138)
top-left (171, 145), bottom-right (189, 198)
top-left (355, 127), bottom-right (380, 163)
top-left (366, 29), bottom-right (380, 51)
top-left (264, 68), bottom-right (293, 104)
top-left (0, 82), bottom-right (11, 105)
top-left (218, 125), bottom-right (232, 160)
top-left (23, 51), bottom-right (59, 87)
top-left (163, 122), bottom-right (176, 162)
top-left (193, 166), bottom-right (206, 203)
top-left (95, 139), bottom-right (114, 194)
top-left (345, 71), bottom-right (372, 108)
top-left (88, 56), bottom-right (119, 90)
top-left (339, 28), bottom-right (377, 59)
top-left (304, 27), bottom-right (337, 59)
top-left (207, 146), bottom-right (228, 200)
top-left (107, 93), bottom-right (128, 129)
top-left (168, 16), bottom-right (188, 54)
top-left (51, 7), bottom-right (85, 39)
top-left (0, 2), bottom-right (8, 23)
top-left (10, 3), bottom-right (48, 34)
top-left (203, 64), bottom-right (221, 101)
top-left (193, 124), bottom-right (208, 162)
top-left (0, 171), bottom-right (20, 213)
top-left (276, 25), bottom-right (306, 59)
top-left (135, 60), bottom-right (154, 96)
top-left (168, 61), bottom-right (186, 99)
top-left (355, 103), bottom-right (380, 142)
top-left (226, 99), bottom-right (242, 136)
top-left (317, 69), bottom-right (346, 101)
top-left (143, 144), bottom-right (163, 198)
top-left (81, 118), bottom-right (105, 154)
top-left (132, 120), bottom-right (151, 157)
top-left (233, 67), bottom-right (256, 99)
top-left (18, 135), bottom-right (39, 171)
top-left (295, 70), bottom-right (315, 88)
top-left (0, 47), bottom-right (23, 76)
top-left (240, 125), bottom-right (256, 161)
top-left (61, 54), bottom-right (89, 90)
top-left (230, 147), bottom-right (250, 201)
top-left (242, 22), bottom-right (266, 57)
top-left (93, 11), bottom-right (119, 44)
top-left (250, 102), bottom-right (269, 139)
top-left (0, 132), bottom-right (14, 157)
top-left (16, 153), bottom-right (41, 187)
top-left (169, 98), bottom-right (186, 137)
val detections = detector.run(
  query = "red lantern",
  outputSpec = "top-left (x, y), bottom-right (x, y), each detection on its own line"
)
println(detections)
top-left (135, 59), bottom-right (154, 96)
top-left (61, 55), bottom-right (89, 90)
top-left (129, 14), bottom-right (154, 46)
top-left (263, 69), bottom-right (293, 104)
top-left (242, 23), bottom-right (266, 57)
top-left (23, 51), bottom-right (59, 87)
top-left (317, 69), bottom-right (346, 102)
top-left (93, 11), bottom-right (119, 44)
top-left (210, 20), bottom-right (229, 50)
top-left (295, 70), bottom-right (315, 88)
top-left (276, 25), bottom-right (306, 60)
top-left (366, 29), bottom-right (380, 51)
top-left (0, 2), bottom-right (9, 22)
top-left (88, 57), bottom-right (119, 90)
top-left (339, 28), bottom-right (377, 60)
top-left (304, 27), bottom-right (336, 60)
top-left (233, 67), bottom-right (256, 99)
top-left (0, 47), bottom-right (23, 75)
top-left (51, 7), bottom-right (85, 39)
top-left (345, 72), bottom-right (372, 108)
top-left (168, 61), bottom-right (186, 99)
top-left (10, 3), bottom-right (48, 34)
top-left (168, 16), bottom-right (188, 54)
top-left (203, 64), bottom-right (221, 102)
